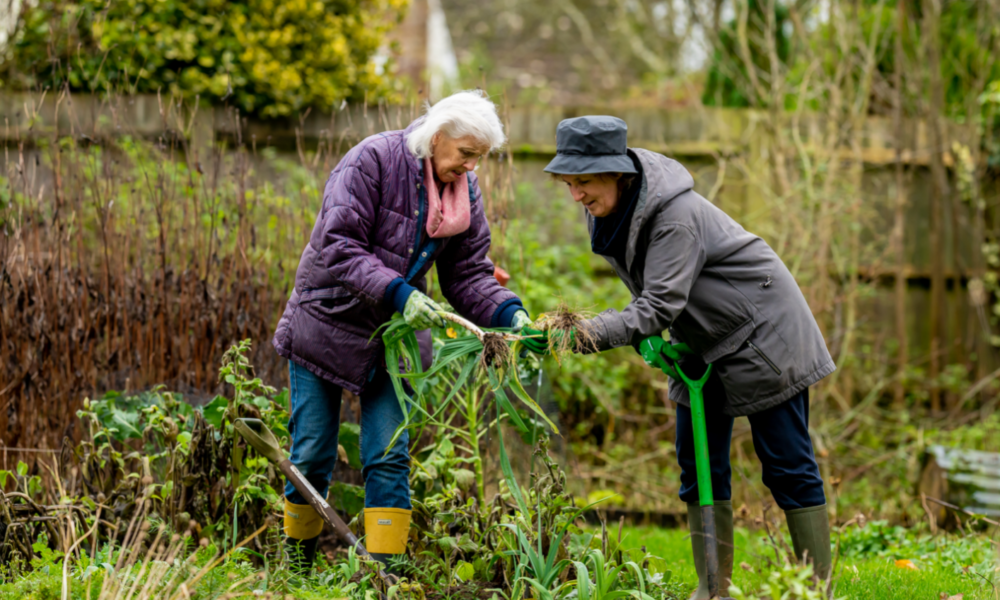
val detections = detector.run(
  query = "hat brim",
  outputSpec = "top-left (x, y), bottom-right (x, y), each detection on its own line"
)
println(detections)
top-left (543, 153), bottom-right (637, 175)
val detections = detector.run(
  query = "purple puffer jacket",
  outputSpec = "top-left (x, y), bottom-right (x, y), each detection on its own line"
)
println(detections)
top-left (273, 120), bottom-right (519, 394)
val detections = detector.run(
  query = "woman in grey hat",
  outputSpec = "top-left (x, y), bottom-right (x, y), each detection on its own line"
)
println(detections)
top-left (524, 116), bottom-right (835, 596)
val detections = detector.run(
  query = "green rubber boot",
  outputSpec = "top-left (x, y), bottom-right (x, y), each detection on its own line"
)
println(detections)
top-left (687, 501), bottom-right (734, 600)
top-left (785, 504), bottom-right (832, 581)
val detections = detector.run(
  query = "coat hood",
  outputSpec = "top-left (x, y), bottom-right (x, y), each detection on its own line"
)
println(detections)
top-left (624, 148), bottom-right (696, 270)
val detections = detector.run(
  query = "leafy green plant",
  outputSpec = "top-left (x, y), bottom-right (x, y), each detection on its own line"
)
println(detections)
top-left (729, 561), bottom-right (832, 600)
top-left (505, 520), bottom-right (571, 593)
top-left (1, 0), bottom-right (409, 117)
top-left (71, 340), bottom-right (286, 547)
top-left (573, 549), bottom-right (656, 600)
top-left (380, 314), bottom-right (557, 500)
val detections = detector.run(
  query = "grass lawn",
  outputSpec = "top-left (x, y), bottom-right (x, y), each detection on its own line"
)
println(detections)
top-left (617, 525), bottom-right (999, 600)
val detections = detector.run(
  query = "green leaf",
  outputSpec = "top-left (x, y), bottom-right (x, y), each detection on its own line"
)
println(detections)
top-left (496, 415), bottom-right (530, 518)
top-left (646, 556), bottom-right (672, 584)
top-left (574, 561), bottom-right (592, 600)
top-left (493, 383), bottom-right (527, 433)
top-left (454, 561), bottom-right (475, 581)
top-left (273, 388), bottom-right (290, 409)
top-left (452, 468), bottom-right (476, 491)
top-left (109, 408), bottom-right (142, 441)
top-left (338, 422), bottom-right (363, 470)
top-left (329, 481), bottom-right (365, 516)
top-left (202, 395), bottom-right (228, 429)
top-left (16, 462), bottom-right (27, 477)
top-left (507, 369), bottom-right (560, 434)
top-left (436, 536), bottom-right (459, 551)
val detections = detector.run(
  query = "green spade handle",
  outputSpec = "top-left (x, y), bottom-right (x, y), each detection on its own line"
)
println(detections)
top-left (639, 337), bottom-right (726, 598)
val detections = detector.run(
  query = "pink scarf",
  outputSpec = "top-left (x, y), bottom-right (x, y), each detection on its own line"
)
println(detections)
top-left (424, 157), bottom-right (470, 238)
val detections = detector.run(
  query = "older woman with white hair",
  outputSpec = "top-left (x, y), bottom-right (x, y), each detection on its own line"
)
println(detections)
top-left (272, 90), bottom-right (533, 572)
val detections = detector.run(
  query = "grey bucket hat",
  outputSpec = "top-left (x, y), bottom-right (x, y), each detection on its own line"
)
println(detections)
top-left (543, 116), bottom-right (637, 175)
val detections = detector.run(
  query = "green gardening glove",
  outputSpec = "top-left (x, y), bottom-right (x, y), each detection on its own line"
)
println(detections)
top-left (639, 336), bottom-right (694, 374)
top-left (520, 326), bottom-right (579, 355)
top-left (520, 326), bottom-right (550, 355)
top-left (402, 291), bottom-right (446, 330)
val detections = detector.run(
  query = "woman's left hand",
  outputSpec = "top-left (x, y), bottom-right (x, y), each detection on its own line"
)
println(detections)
top-left (403, 291), bottom-right (447, 330)
top-left (511, 311), bottom-right (532, 332)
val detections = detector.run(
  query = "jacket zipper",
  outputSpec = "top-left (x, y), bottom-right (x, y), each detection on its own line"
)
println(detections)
top-left (406, 182), bottom-right (426, 280)
top-left (747, 340), bottom-right (782, 376)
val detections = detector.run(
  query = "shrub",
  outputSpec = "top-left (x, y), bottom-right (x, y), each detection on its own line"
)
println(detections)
top-left (0, 0), bottom-right (408, 117)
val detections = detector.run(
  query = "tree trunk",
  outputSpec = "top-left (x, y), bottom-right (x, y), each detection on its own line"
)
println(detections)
top-left (922, 0), bottom-right (950, 414)
top-left (892, 0), bottom-right (908, 409)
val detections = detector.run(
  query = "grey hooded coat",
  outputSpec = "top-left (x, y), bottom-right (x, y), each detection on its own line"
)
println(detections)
top-left (585, 149), bottom-right (835, 416)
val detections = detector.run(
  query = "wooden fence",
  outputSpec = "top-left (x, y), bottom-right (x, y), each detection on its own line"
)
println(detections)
top-left (1, 91), bottom-right (995, 378)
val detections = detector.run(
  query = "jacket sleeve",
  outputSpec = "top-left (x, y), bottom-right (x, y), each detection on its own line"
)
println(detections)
top-left (584, 220), bottom-right (705, 352)
top-left (435, 178), bottom-right (520, 327)
top-left (319, 146), bottom-right (403, 305)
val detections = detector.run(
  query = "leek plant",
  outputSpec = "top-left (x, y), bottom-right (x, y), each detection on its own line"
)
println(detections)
top-left (379, 312), bottom-right (557, 505)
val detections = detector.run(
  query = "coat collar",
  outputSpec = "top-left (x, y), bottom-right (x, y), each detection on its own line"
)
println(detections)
top-left (587, 148), bottom-right (696, 273)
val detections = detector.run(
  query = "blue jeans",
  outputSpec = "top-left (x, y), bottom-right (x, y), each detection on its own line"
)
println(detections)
top-left (675, 378), bottom-right (825, 511)
top-left (284, 361), bottom-right (411, 509)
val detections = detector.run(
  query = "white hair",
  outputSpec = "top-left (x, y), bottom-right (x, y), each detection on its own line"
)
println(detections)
top-left (406, 90), bottom-right (506, 159)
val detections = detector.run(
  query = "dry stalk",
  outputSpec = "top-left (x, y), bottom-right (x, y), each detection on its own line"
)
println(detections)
top-left (165, 521), bottom-right (270, 600)
top-left (62, 505), bottom-right (102, 600)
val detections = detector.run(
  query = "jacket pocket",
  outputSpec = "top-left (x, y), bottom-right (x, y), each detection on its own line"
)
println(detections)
top-left (298, 285), bottom-right (352, 303)
top-left (747, 340), bottom-right (781, 375)
top-left (299, 285), bottom-right (368, 325)
top-left (711, 320), bottom-right (790, 408)
top-left (672, 268), bottom-right (755, 354)
top-left (701, 319), bottom-right (755, 363)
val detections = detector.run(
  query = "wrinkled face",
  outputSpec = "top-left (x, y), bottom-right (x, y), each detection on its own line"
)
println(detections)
top-left (559, 173), bottom-right (621, 218)
top-left (431, 133), bottom-right (490, 183)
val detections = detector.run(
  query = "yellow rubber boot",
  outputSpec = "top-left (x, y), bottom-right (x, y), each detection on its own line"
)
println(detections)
top-left (284, 499), bottom-right (324, 574)
top-left (364, 507), bottom-right (412, 575)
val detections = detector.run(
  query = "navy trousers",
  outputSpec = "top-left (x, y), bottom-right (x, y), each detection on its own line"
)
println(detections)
top-left (675, 379), bottom-right (826, 510)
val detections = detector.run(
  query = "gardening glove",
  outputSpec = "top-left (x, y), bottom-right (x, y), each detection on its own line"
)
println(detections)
top-left (639, 336), bottom-right (693, 373)
top-left (549, 327), bottom-right (576, 351)
top-left (519, 326), bottom-right (550, 355)
top-left (511, 310), bottom-right (532, 332)
top-left (402, 291), bottom-right (446, 330)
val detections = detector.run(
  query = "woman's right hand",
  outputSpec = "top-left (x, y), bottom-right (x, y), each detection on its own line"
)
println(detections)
top-left (520, 327), bottom-right (551, 355)
top-left (402, 291), bottom-right (447, 330)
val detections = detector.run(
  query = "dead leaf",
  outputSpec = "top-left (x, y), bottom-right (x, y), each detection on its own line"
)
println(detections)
top-left (895, 559), bottom-right (918, 570)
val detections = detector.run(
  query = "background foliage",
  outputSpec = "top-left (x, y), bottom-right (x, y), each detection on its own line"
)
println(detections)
top-left (0, 0), bottom-right (408, 117)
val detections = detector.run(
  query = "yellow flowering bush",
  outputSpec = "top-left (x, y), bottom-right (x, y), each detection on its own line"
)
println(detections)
top-left (0, 0), bottom-right (408, 117)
